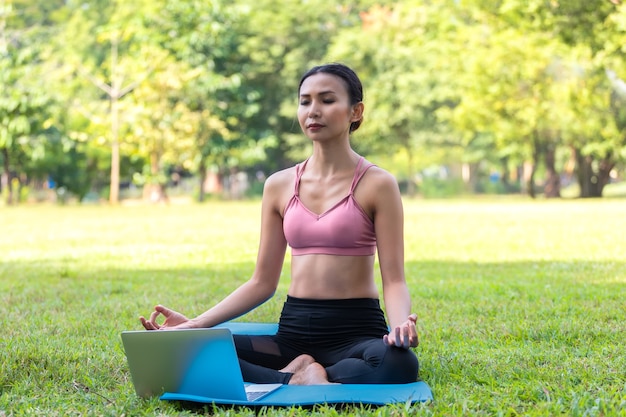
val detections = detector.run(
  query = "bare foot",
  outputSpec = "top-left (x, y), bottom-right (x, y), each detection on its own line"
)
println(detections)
top-left (288, 362), bottom-right (335, 385)
top-left (280, 354), bottom-right (315, 374)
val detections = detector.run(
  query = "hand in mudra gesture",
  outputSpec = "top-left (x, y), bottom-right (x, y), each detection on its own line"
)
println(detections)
top-left (139, 305), bottom-right (192, 330)
top-left (383, 314), bottom-right (419, 349)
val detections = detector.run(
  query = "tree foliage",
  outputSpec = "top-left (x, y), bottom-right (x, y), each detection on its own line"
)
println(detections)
top-left (1, 0), bottom-right (625, 202)
top-left (1, 0), bottom-right (58, 204)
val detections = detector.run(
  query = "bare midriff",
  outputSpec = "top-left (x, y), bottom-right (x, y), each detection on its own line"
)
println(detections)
top-left (288, 254), bottom-right (379, 299)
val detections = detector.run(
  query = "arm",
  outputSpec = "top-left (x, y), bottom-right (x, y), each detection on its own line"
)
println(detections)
top-left (141, 173), bottom-right (288, 330)
top-left (370, 170), bottom-right (419, 348)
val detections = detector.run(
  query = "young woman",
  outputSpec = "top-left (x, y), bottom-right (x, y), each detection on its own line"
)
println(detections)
top-left (141, 63), bottom-right (419, 385)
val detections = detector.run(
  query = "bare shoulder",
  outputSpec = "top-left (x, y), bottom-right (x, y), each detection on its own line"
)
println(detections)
top-left (262, 165), bottom-right (298, 210)
top-left (356, 163), bottom-right (402, 214)
top-left (363, 164), bottom-right (401, 194)
top-left (264, 165), bottom-right (297, 192)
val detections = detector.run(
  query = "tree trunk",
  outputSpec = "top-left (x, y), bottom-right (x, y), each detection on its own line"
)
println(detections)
top-left (85, 36), bottom-right (144, 204)
top-left (197, 158), bottom-right (207, 203)
top-left (543, 145), bottom-right (561, 198)
top-left (526, 134), bottom-right (541, 198)
top-left (499, 158), bottom-right (510, 192)
top-left (526, 163), bottom-right (537, 199)
top-left (2, 148), bottom-right (13, 205)
top-left (109, 94), bottom-right (120, 205)
top-left (575, 150), bottom-right (614, 198)
top-left (147, 151), bottom-right (168, 203)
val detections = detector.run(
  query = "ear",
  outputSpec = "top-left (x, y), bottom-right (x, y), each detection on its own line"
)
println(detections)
top-left (351, 102), bottom-right (364, 123)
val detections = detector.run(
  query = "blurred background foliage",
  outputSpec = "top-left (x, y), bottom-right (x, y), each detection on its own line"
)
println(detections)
top-left (1, 0), bottom-right (625, 204)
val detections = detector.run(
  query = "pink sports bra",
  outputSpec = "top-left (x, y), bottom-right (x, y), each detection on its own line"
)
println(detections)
top-left (283, 157), bottom-right (376, 256)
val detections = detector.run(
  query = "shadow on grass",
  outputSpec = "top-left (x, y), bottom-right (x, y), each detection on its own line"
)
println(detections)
top-left (1, 259), bottom-right (625, 412)
top-left (2, 257), bottom-right (625, 329)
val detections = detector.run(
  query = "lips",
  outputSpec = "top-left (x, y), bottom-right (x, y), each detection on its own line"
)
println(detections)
top-left (307, 123), bottom-right (324, 129)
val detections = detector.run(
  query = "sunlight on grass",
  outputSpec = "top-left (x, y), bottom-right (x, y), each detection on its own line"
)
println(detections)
top-left (1, 199), bottom-right (625, 416)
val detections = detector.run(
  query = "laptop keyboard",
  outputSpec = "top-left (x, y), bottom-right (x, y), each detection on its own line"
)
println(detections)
top-left (246, 390), bottom-right (270, 401)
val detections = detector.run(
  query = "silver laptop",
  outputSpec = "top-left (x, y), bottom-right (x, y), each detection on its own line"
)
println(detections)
top-left (120, 328), bottom-right (282, 401)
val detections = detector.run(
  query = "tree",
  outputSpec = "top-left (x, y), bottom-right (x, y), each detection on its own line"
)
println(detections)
top-left (218, 0), bottom-right (380, 173)
top-left (452, 18), bottom-right (571, 197)
top-left (123, 57), bottom-right (204, 202)
top-left (151, 0), bottom-right (240, 201)
top-left (461, 0), bottom-right (626, 197)
top-left (55, 0), bottom-right (159, 204)
top-left (328, 3), bottom-right (464, 195)
top-left (0, 0), bottom-right (56, 204)
top-left (4, 0), bottom-right (623, 202)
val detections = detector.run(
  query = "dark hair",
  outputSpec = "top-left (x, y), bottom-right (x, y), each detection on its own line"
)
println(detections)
top-left (298, 63), bottom-right (364, 133)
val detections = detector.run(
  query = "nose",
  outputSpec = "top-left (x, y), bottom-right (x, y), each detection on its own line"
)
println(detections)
top-left (308, 101), bottom-right (321, 118)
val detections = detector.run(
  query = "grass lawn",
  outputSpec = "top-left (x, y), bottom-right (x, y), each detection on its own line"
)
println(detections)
top-left (1, 198), bottom-right (625, 416)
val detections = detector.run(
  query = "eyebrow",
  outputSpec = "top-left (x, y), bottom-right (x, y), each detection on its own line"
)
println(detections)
top-left (299, 90), bottom-right (337, 97)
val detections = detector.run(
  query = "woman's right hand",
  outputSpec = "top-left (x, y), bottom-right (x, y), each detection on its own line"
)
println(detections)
top-left (139, 305), bottom-right (193, 330)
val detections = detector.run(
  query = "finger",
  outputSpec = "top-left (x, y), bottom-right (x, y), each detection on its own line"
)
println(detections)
top-left (403, 326), bottom-right (410, 349)
top-left (409, 322), bottom-right (419, 347)
top-left (399, 316), bottom-right (416, 346)
top-left (149, 310), bottom-right (160, 324)
top-left (140, 316), bottom-right (156, 331)
top-left (139, 316), bottom-right (149, 330)
top-left (394, 326), bottom-right (402, 347)
top-left (384, 333), bottom-right (392, 346)
top-left (155, 305), bottom-right (171, 317)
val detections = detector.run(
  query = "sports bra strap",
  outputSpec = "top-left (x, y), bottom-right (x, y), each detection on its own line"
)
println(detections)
top-left (294, 157), bottom-right (372, 196)
top-left (294, 159), bottom-right (309, 196)
top-left (349, 157), bottom-right (371, 195)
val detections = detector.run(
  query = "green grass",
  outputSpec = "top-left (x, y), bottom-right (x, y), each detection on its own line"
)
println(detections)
top-left (1, 198), bottom-right (625, 416)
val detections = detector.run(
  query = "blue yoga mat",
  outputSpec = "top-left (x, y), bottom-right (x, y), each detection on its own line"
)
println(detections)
top-left (160, 322), bottom-right (433, 407)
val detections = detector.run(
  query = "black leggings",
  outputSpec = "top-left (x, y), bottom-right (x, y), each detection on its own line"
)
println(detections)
top-left (233, 296), bottom-right (419, 384)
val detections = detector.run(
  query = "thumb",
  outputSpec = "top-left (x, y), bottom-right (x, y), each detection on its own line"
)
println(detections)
top-left (155, 305), bottom-right (172, 316)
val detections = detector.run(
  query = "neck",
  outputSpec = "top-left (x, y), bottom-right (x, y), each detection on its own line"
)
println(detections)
top-left (308, 142), bottom-right (360, 175)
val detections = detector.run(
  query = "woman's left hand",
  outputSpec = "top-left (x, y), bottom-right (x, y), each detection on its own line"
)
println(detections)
top-left (383, 314), bottom-right (419, 349)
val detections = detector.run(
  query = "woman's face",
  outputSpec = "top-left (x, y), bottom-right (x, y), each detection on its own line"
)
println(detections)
top-left (297, 73), bottom-right (361, 142)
